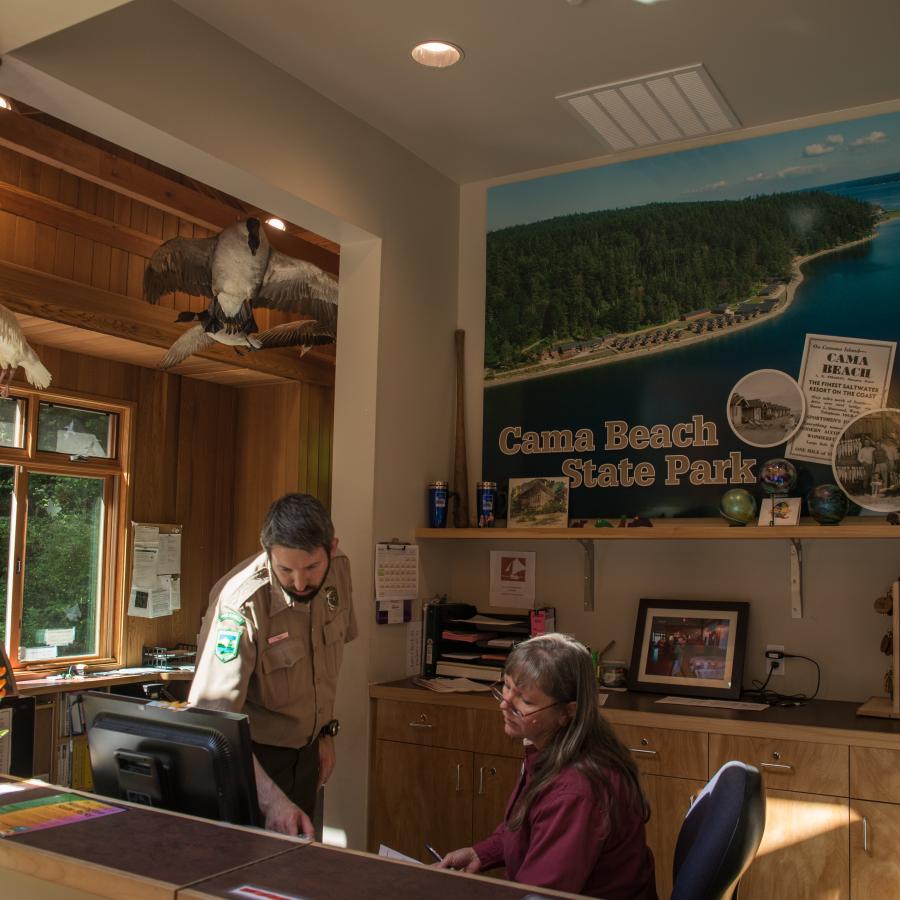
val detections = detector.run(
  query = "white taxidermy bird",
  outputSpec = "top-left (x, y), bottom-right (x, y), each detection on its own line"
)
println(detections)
top-left (144, 217), bottom-right (338, 365)
top-left (0, 305), bottom-right (52, 397)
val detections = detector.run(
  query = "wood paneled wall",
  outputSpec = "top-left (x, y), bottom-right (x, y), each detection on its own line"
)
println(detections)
top-left (232, 382), bottom-right (334, 560)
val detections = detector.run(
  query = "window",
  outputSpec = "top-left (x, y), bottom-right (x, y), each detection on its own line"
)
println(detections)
top-left (0, 389), bottom-right (133, 669)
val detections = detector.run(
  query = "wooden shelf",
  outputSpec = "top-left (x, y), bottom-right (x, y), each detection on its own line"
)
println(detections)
top-left (416, 518), bottom-right (900, 541)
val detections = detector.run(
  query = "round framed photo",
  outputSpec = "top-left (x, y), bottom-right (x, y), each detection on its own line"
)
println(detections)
top-left (832, 408), bottom-right (900, 512)
top-left (727, 369), bottom-right (806, 448)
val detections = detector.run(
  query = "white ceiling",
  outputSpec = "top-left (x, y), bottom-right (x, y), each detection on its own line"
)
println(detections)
top-left (4, 0), bottom-right (900, 185)
top-left (160, 0), bottom-right (900, 183)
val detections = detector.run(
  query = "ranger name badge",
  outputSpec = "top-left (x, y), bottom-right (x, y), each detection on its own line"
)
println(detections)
top-left (325, 586), bottom-right (339, 612)
top-left (215, 627), bottom-right (241, 662)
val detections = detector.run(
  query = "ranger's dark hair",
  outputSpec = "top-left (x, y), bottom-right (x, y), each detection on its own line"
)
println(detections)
top-left (259, 493), bottom-right (334, 553)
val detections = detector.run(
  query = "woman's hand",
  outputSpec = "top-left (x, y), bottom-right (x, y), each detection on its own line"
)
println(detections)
top-left (436, 846), bottom-right (482, 873)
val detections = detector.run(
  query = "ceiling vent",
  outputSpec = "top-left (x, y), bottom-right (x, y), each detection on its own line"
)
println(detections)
top-left (557, 63), bottom-right (739, 152)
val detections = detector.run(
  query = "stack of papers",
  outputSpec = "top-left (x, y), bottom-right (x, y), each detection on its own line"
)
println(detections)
top-left (413, 677), bottom-right (492, 693)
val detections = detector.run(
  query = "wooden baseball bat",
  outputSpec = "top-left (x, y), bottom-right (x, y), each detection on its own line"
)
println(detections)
top-left (452, 329), bottom-right (470, 528)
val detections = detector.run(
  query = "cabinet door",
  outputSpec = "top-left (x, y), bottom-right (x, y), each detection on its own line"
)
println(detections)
top-left (369, 739), bottom-right (473, 862)
top-left (850, 799), bottom-right (900, 899)
top-left (472, 753), bottom-right (522, 844)
top-left (738, 789), bottom-right (849, 900)
top-left (643, 773), bottom-right (706, 900)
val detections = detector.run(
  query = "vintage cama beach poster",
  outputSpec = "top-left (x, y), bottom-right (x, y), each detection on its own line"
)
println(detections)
top-left (482, 109), bottom-right (900, 520)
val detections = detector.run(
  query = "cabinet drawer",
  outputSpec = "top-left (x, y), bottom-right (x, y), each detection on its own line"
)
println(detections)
top-left (471, 708), bottom-right (525, 758)
top-left (375, 700), bottom-right (474, 750)
top-left (851, 746), bottom-right (900, 803)
top-left (709, 734), bottom-right (848, 796)
top-left (613, 724), bottom-right (708, 780)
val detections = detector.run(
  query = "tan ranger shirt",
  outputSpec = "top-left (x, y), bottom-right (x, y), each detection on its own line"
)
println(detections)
top-left (189, 549), bottom-right (357, 748)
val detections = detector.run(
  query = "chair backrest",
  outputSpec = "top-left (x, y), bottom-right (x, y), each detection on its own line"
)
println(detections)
top-left (670, 760), bottom-right (766, 900)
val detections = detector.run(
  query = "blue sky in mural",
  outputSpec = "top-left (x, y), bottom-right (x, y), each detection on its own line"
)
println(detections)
top-left (487, 110), bottom-right (899, 231)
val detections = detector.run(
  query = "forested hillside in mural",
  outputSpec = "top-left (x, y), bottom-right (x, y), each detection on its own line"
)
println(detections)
top-left (485, 191), bottom-right (876, 369)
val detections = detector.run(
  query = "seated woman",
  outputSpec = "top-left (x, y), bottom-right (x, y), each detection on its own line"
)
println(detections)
top-left (437, 633), bottom-right (657, 900)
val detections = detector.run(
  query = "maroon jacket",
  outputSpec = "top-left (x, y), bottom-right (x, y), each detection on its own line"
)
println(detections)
top-left (473, 745), bottom-right (658, 900)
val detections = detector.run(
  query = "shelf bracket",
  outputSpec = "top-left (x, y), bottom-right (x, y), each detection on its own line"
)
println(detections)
top-left (789, 539), bottom-right (803, 619)
top-left (578, 539), bottom-right (595, 612)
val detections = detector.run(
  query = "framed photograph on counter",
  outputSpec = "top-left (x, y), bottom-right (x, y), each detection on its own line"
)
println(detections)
top-left (627, 598), bottom-right (749, 700)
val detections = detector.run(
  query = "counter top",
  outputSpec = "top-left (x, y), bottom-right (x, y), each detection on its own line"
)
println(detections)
top-left (371, 678), bottom-right (900, 748)
top-left (15, 669), bottom-right (193, 697)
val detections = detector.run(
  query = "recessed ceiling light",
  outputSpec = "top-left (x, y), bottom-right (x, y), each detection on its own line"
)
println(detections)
top-left (266, 217), bottom-right (286, 231)
top-left (0, 96), bottom-right (11, 111)
top-left (411, 41), bottom-right (463, 69)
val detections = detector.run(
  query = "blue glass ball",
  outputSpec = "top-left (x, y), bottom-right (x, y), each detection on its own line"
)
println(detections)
top-left (760, 458), bottom-right (798, 494)
top-left (720, 488), bottom-right (758, 526)
top-left (807, 483), bottom-right (850, 525)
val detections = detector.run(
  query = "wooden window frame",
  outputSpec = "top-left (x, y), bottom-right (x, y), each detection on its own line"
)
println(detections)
top-left (0, 385), bottom-right (135, 672)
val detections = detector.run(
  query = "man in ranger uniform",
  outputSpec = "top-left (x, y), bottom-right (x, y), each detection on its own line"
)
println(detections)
top-left (189, 493), bottom-right (357, 837)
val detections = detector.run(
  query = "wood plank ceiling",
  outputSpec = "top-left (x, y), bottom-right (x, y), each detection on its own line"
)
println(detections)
top-left (0, 98), bottom-right (340, 387)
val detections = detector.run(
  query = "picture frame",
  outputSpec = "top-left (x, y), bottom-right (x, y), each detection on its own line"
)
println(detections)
top-left (627, 598), bottom-right (750, 699)
top-left (508, 476), bottom-right (569, 528)
top-left (757, 496), bottom-right (802, 527)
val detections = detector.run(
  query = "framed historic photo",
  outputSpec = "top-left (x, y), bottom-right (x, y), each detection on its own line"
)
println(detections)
top-left (627, 598), bottom-right (749, 700)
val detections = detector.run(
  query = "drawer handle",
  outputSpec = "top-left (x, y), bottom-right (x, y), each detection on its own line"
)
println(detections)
top-left (759, 762), bottom-right (794, 773)
top-left (408, 721), bottom-right (434, 728)
top-left (863, 816), bottom-right (871, 855)
top-left (478, 766), bottom-right (484, 795)
top-left (455, 763), bottom-right (461, 792)
top-left (628, 747), bottom-right (659, 757)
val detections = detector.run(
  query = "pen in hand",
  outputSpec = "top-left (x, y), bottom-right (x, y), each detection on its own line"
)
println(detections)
top-left (425, 842), bottom-right (443, 863)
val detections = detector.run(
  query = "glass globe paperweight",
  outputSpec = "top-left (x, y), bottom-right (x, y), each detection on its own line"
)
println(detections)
top-left (807, 483), bottom-right (850, 525)
top-left (759, 458), bottom-right (798, 495)
top-left (719, 488), bottom-right (758, 526)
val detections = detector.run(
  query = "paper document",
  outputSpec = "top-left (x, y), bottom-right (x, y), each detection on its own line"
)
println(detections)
top-left (375, 543), bottom-right (419, 601)
top-left (405, 619), bottom-right (422, 676)
top-left (452, 614), bottom-right (521, 626)
top-left (655, 696), bottom-right (769, 711)
top-left (157, 532), bottom-right (182, 575)
top-left (413, 676), bottom-right (493, 693)
top-left (378, 844), bottom-right (422, 864)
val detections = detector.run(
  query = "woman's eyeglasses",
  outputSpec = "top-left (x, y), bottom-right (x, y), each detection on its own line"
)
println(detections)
top-left (490, 683), bottom-right (563, 720)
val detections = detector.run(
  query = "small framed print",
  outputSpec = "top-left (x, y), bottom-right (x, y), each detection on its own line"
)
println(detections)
top-left (757, 496), bottom-right (801, 527)
top-left (508, 477), bottom-right (569, 528)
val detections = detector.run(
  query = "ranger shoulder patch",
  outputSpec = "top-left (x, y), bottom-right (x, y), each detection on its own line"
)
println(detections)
top-left (215, 627), bottom-right (241, 662)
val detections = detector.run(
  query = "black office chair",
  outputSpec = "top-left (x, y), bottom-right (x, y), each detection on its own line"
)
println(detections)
top-left (670, 760), bottom-right (766, 900)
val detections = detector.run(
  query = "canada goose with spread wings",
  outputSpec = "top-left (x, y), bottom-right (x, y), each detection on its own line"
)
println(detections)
top-left (144, 217), bottom-right (338, 337)
top-left (159, 318), bottom-right (335, 370)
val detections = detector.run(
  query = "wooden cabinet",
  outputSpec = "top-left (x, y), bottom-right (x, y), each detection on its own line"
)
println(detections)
top-left (738, 789), bottom-right (849, 900)
top-left (370, 684), bottom-right (900, 899)
top-left (371, 740), bottom-right (473, 863)
top-left (850, 798), bottom-right (900, 898)
top-left (368, 697), bottom-right (523, 864)
top-left (641, 772), bottom-right (705, 900)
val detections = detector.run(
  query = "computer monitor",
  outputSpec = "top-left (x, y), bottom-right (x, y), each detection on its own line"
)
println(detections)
top-left (82, 691), bottom-right (260, 827)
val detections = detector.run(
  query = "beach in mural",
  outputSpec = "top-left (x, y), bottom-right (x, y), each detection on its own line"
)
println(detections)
top-left (482, 111), bottom-right (900, 518)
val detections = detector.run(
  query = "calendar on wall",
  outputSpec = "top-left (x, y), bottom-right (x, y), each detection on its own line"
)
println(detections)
top-left (374, 541), bottom-right (418, 624)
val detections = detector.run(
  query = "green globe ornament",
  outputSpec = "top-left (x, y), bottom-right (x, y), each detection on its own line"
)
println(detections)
top-left (720, 488), bottom-right (758, 526)
top-left (807, 483), bottom-right (849, 525)
top-left (759, 458), bottom-right (798, 495)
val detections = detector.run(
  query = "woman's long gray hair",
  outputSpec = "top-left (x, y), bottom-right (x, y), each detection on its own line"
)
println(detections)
top-left (505, 633), bottom-right (649, 831)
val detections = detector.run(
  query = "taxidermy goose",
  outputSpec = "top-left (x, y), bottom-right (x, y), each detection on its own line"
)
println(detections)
top-left (144, 217), bottom-right (338, 340)
top-left (0, 305), bottom-right (52, 398)
top-left (159, 316), bottom-right (335, 370)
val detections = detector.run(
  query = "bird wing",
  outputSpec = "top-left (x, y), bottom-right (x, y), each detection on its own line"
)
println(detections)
top-left (144, 236), bottom-right (217, 304)
top-left (159, 324), bottom-right (216, 369)
top-left (256, 320), bottom-right (336, 349)
top-left (253, 250), bottom-right (338, 330)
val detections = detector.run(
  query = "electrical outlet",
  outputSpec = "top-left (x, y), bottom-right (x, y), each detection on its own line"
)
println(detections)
top-left (765, 644), bottom-right (786, 677)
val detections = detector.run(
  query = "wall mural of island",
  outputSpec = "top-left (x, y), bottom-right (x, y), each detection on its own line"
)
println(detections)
top-left (482, 109), bottom-right (900, 519)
